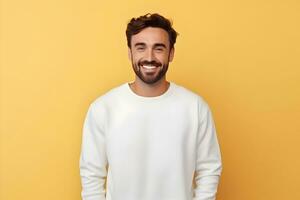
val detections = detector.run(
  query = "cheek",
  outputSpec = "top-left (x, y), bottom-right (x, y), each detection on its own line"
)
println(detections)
top-left (157, 53), bottom-right (170, 63)
top-left (131, 53), bottom-right (143, 62)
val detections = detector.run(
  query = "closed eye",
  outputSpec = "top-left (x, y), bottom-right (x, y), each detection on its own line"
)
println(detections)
top-left (155, 48), bottom-right (164, 52)
top-left (136, 46), bottom-right (145, 51)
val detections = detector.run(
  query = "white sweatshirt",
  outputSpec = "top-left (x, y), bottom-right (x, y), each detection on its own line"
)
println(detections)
top-left (79, 81), bottom-right (222, 200)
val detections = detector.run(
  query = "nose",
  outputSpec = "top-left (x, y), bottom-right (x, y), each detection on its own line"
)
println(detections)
top-left (145, 48), bottom-right (155, 61)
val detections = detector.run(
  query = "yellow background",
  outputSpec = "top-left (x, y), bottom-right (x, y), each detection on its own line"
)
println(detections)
top-left (1, 0), bottom-right (300, 199)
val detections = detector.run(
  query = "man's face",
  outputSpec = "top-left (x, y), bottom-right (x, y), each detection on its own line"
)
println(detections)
top-left (128, 27), bottom-right (174, 84)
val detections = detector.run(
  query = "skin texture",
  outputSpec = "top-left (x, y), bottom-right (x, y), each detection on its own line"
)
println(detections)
top-left (128, 27), bottom-right (175, 97)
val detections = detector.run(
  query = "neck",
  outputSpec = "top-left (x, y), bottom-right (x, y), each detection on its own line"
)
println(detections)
top-left (129, 78), bottom-right (170, 97)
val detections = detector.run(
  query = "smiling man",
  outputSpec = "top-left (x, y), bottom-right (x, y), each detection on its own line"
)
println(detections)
top-left (128, 25), bottom-right (174, 91)
top-left (79, 13), bottom-right (222, 200)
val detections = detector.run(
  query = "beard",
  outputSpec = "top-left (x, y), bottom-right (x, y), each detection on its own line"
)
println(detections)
top-left (130, 54), bottom-right (170, 85)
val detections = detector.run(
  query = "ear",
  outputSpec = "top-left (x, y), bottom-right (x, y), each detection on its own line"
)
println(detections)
top-left (128, 48), bottom-right (132, 60)
top-left (168, 47), bottom-right (175, 62)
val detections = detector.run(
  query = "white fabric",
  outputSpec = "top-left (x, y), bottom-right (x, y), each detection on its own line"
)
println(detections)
top-left (80, 81), bottom-right (222, 200)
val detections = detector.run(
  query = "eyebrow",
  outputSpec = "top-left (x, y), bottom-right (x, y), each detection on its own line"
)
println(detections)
top-left (134, 43), bottom-right (146, 47)
top-left (153, 43), bottom-right (167, 48)
top-left (134, 43), bottom-right (167, 48)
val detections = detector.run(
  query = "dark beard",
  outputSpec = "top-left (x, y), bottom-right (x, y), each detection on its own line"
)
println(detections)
top-left (130, 51), bottom-right (171, 85)
top-left (132, 62), bottom-right (169, 84)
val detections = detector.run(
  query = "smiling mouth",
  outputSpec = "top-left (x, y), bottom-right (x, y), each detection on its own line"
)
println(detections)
top-left (140, 64), bottom-right (162, 73)
top-left (141, 65), bottom-right (157, 69)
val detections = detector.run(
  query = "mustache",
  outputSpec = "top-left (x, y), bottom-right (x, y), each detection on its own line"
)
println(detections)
top-left (138, 60), bottom-right (162, 67)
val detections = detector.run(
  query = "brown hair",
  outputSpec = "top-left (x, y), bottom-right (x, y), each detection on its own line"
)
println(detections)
top-left (126, 13), bottom-right (178, 49)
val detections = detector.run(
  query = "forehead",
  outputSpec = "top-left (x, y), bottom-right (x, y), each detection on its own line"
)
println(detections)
top-left (131, 27), bottom-right (169, 47)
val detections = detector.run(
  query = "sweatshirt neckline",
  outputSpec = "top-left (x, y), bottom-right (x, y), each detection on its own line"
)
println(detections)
top-left (125, 81), bottom-right (174, 101)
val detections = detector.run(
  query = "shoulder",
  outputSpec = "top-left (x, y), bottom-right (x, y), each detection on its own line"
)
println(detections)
top-left (172, 82), bottom-right (208, 107)
top-left (173, 83), bottom-right (215, 123)
top-left (88, 82), bottom-right (127, 113)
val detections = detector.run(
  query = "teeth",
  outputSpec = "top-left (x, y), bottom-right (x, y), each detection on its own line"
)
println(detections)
top-left (142, 65), bottom-right (156, 69)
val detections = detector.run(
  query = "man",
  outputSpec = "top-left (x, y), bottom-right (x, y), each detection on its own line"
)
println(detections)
top-left (79, 13), bottom-right (222, 200)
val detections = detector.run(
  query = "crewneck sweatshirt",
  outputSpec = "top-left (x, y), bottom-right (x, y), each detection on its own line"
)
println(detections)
top-left (79, 81), bottom-right (222, 200)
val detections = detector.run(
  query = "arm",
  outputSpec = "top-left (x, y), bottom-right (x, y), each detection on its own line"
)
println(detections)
top-left (79, 103), bottom-right (108, 200)
top-left (193, 99), bottom-right (222, 200)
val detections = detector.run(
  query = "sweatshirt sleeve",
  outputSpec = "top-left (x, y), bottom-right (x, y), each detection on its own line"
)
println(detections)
top-left (79, 102), bottom-right (108, 200)
top-left (193, 99), bottom-right (222, 200)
